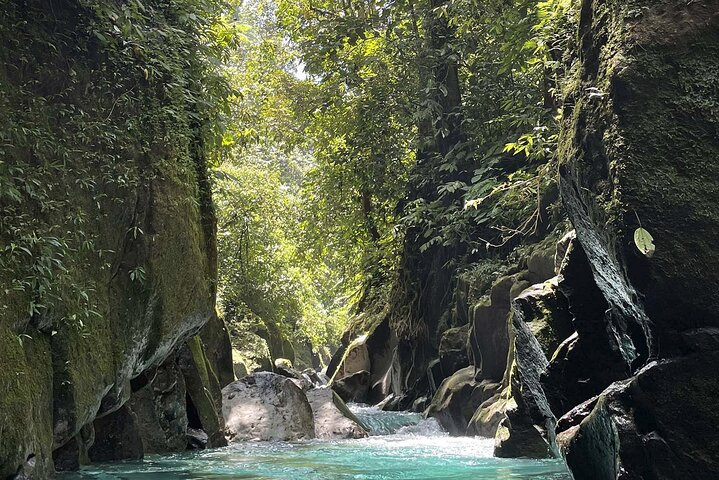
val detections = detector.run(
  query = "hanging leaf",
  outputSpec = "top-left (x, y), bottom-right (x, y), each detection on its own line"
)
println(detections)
top-left (633, 228), bottom-right (655, 258)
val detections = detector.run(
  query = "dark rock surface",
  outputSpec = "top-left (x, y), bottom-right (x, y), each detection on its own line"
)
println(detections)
top-left (87, 405), bottom-right (143, 463)
top-left (438, 325), bottom-right (470, 380)
top-left (332, 370), bottom-right (371, 404)
top-left (178, 337), bottom-right (228, 449)
top-left (127, 355), bottom-right (188, 454)
top-left (558, 354), bottom-right (719, 480)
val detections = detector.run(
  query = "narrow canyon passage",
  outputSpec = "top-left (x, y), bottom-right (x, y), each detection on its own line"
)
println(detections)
top-left (59, 406), bottom-right (570, 479)
top-left (2, 0), bottom-right (718, 479)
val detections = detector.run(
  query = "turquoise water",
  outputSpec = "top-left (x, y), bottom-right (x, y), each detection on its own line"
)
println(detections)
top-left (61, 406), bottom-right (571, 480)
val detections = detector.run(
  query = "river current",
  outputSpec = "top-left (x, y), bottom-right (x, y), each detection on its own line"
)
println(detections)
top-left (60, 405), bottom-right (571, 479)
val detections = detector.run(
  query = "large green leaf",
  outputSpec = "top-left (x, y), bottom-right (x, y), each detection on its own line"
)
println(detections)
top-left (633, 227), bottom-right (655, 258)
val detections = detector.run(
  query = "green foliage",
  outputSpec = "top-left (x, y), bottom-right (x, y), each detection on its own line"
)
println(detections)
top-left (0, 0), bottom-right (238, 331)
top-left (214, 160), bottom-right (348, 352)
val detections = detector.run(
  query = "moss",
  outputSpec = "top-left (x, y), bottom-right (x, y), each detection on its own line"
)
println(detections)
top-left (559, 0), bottom-right (719, 337)
top-left (1, 0), bottom-right (220, 468)
top-left (0, 327), bottom-right (53, 478)
top-left (181, 336), bottom-right (226, 448)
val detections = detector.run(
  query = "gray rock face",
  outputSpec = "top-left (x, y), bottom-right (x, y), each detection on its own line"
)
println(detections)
top-left (87, 405), bottom-right (143, 464)
top-left (467, 297), bottom-right (510, 382)
top-left (306, 388), bottom-right (368, 439)
top-left (222, 373), bottom-right (315, 442)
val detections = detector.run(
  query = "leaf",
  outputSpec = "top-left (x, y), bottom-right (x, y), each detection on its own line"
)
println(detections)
top-left (633, 228), bottom-right (655, 258)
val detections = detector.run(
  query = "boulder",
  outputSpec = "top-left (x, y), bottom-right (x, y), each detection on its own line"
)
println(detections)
top-left (306, 388), bottom-right (368, 439)
top-left (558, 354), bottom-right (719, 480)
top-left (426, 367), bottom-right (498, 435)
top-left (527, 248), bottom-right (556, 285)
top-left (467, 298), bottom-right (510, 381)
top-left (467, 394), bottom-right (511, 438)
top-left (332, 370), bottom-right (370, 404)
top-left (222, 372), bottom-right (315, 442)
top-left (334, 339), bottom-right (371, 379)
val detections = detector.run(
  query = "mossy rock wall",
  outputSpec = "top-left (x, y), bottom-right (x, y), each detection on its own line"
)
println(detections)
top-left (556, 0), bottom-right (719, 477)
top-left (559, 0), bottom-right (719, 349)
top-left (0, 1), bottom-right (218, 476)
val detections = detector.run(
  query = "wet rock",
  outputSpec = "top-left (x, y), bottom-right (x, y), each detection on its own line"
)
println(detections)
top-left (332, 370), bottom-right (370, 403)
top-left (438, 324), bottom-right (470, 379)
top-left (375, 393), bottom-right (397, 411)
top-left (87, 405), bottom-right (143, 463)
top-left (186, 427), bottom-right (208, 450)
top-left (127, 355), bottom-right (188, 454)
top-left (52, 425), bottom-right (93, 471)
top-left (427, 367), bottom-right (490, 435)
top-left (178, 337), bottom-right (227, 448)
top-left (306, 388), bottom-right (368, 439)
top-left (467, 394), bottom-right (511, 437)
top-left (558, 354), bottom-right (719, 479)
top-left (222, 372), bottom-right (315, 442)
top-left (494, 399), bottom-right (553, 459)
top-left (411, 396), bottom-right (429, 413)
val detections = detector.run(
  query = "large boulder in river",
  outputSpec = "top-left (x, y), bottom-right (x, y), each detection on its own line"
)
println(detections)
top-left (306, 388), bottom-right (368, 439)
top-left (222, 372), bottom-right (315, 442)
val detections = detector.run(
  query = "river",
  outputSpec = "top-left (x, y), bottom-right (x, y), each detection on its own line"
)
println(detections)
top-left (60, 405), bottom-right (571, 479)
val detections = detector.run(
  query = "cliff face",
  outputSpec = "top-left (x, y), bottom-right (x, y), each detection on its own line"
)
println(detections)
top-left (555, 0), bottom-right (719, 477)
top-left (0, 1), bottom-right (229, 477)
top-left (352, 0), bottom-right (719, 478)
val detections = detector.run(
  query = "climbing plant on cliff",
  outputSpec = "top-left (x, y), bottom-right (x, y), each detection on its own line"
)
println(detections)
top-left (0, 0), bottom-right (239, 331)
